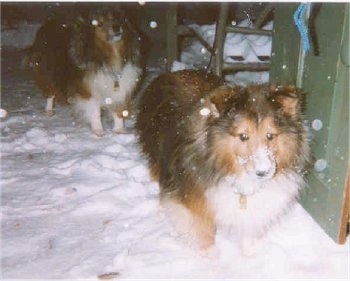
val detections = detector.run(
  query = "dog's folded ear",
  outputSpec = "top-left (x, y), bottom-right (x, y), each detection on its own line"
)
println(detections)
top-left (69, 17), bottom-right (93, 70)
top-left (207, 86), bottom-right (239, 116)
top-left (270, 85), bottom-right (305, 117)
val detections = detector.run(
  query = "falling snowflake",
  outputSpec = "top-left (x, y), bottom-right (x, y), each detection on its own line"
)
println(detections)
top-left (312, 119), bottom-right (323, 131)
top-left (314, 159), bottom-right (327, 172)
top-left (149, 21), bottom-right (158, 29)
top-left (105, 98), bottom-right (112, 105)
top-left (199, 107), bottom-right (210, 116)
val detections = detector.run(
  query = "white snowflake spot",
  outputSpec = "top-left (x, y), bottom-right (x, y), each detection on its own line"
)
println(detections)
top-left (200, 107), bottom-right (211, 116)
top-left (314, 159), bottom-right (327, 172)
top-left (149, 21), bottom-right (158, 29)
top-left (312, 119), bottom-right (323, 131)
top-left (105, 98), bottom-right (112, 105)
top-left (122, 110), bottom-right (129, 118)
top-left (91, 19), bottom-right (98, 26)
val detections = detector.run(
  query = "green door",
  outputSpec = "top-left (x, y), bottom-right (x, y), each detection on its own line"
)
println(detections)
top-left (270, 3), bottom-right (349, 243)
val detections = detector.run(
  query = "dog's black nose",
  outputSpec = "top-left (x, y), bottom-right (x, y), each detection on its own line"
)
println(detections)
top-left (256, 171), bottom-right (268, 178)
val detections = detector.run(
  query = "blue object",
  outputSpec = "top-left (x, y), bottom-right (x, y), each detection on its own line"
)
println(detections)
top-left (293, 3), bottom-right (311, 53)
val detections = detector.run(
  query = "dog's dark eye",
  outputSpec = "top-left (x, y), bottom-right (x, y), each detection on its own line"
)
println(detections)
top-left (239, 133), bottom-right (249, 142)
top-left (266, 133), bottom-right (274, 141)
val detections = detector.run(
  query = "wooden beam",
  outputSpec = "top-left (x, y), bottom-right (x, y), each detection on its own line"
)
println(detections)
top-left (166, 4), bottom-right (178, 71)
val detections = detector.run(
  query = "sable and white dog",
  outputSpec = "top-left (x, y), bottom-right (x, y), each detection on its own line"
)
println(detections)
top-left (25, 8), bottom-right (142, 135)
top-left (137, 70), bottom-right (310, 255)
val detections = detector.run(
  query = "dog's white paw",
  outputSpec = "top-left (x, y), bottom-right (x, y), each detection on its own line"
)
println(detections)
top-left (113, 127), bottom-right (129, 134)
top-left (45, 110), bottom-right (54, 117)
top-left (93, 129), bottom-right (105, 137)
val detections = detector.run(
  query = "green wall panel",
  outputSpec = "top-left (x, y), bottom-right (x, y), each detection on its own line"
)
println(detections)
top-left (270, 3), bottom-right (349, 242)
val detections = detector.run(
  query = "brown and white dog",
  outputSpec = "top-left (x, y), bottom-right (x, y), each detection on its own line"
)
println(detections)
top-left (24, 8), bottom-right (143, 136)
top-left (136, 70), bottom-right (310, 255)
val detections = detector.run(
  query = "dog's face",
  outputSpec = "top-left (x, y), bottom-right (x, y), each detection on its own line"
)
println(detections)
top-left (227, 113), bottom-right (278, 180)
top-left (68, 8), bottom-right (128, 70)
top-left (88, 9), bottom-right (123, 42)
top-left (206, 84), bottom-right (308, 192)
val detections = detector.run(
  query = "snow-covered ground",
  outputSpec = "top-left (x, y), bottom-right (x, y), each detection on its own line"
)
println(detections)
top-left (1, 20), bottom-right (349, 280)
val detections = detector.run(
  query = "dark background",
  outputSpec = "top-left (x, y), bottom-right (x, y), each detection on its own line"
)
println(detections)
top-left (1, 2), bottom-right (271, 64)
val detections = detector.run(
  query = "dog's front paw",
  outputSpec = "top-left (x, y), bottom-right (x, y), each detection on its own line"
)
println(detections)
top-left (92, 129), bottom-right (105, 137)
top-left (45, 110), bottom-right (55, 117)
top-left (113, 127), bottom-right (128, 134)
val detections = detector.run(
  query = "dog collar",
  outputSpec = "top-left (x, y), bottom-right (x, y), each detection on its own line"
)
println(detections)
top-left (239, 194), bottom-right (248, 209)
top-left (113, 73), bottom-right (121, 91)
top-left (228, 179), bottom-right (266, 210)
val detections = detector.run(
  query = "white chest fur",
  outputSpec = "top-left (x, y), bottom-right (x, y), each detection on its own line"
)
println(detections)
top-left (84, 62), bottom-right (141, 107)
top-left (205, 172), bottom-right (304, 237)
top-left (74, 62), bottom-right (142, 135)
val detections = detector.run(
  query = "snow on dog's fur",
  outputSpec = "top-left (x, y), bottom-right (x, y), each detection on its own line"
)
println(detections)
top-left (24, 8), bottom-right (142, 136)
top-left (136, 70), bottom-right (310, 254)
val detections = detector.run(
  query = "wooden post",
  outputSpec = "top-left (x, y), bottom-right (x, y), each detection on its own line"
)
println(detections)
top-left (209, 2), bottom-right (229, 76)
top-left (269, 3), bottom-right (300, 85)
top-left (166, 4), bottom-right (178, 71)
